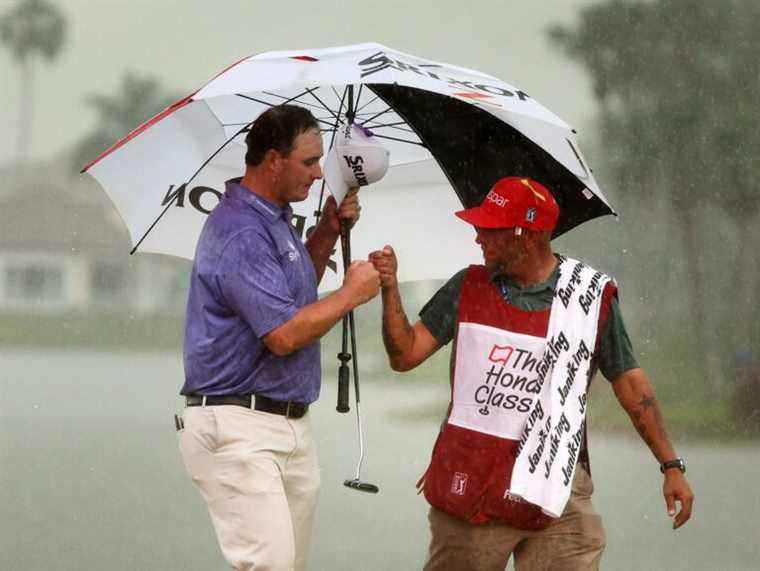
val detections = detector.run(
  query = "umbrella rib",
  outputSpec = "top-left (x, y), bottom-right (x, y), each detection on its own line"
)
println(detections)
top-left (368, 133), bottom-right (427, 147)
top-left (223, 117), bottom-right (337, 129)
top-left (261, 90), bottom-right (331, 114)
top-left (135, 88), bottom-right (323, 255)
top-left (236, 86), bottom-right (321, 109)
top-left (355, 95), bottom-right (379, 114)
top-left (355, 84), bottom-right (364, 111)
top-left (363, 120), bottom-right (409, 128)
top-left (129, 194), bottom-right (181, 255)
top-left (305, 87), bottom-right (341, 122)
top-left (360, 120), bottom-right (418, 135)
top-left (234, 93), bottom-right (282, 107)
top-left (360, 106), bottom-right (395, 125)
top-left (236, 90), bottom-right (343, 130)
top-left (315, 85), bottom-right (349, 222)
top-left (130, 121), bottom-right (253, 255)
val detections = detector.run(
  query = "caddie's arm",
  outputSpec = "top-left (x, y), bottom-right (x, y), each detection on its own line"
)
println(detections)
top-left (612, 368), bottom-right (695, 529)
top-left (306, 189), bottom-right (360, 284)
top-left (369, 245), bottom-right (441, 371)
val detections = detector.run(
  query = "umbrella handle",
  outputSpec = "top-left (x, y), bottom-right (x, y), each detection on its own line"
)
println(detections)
top-left (336, 222), bottom-right (353, 413)
top-left (339, 222), bottom-right (360, 402)
top-left (336, 349), bottom-right (351, 413)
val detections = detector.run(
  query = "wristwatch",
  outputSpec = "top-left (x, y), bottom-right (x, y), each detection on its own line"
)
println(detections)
top-left (660, 458), bottom-right (686, 474)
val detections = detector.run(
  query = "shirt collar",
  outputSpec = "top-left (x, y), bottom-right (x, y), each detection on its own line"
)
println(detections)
top-left (489, 259), bottom-right (560, 294)
top-left (225, 178), bottom-right (293, 223)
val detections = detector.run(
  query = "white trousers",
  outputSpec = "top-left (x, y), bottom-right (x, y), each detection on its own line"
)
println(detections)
top-left (178, 405), bottom-right (320, 571)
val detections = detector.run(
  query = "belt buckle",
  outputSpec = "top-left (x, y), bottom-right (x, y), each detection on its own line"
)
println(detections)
top-left (285, 401), bottom-right (292, 418)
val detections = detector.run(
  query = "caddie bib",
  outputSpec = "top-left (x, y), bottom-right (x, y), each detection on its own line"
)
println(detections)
top-left (419, 264), bottom-right (613, 529)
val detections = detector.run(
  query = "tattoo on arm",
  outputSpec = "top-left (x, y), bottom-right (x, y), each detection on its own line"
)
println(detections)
top-left (383, 289), bottom-right (413, 358)
top-left (629, 393), bottom-right (669, 453)
top-left (382, 326), bottom-right (404, 357)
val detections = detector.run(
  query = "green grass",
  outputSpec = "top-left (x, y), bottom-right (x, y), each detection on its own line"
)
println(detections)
top-left (3, 308), bottom-right (755, 441)
top-left (0, 312), bottom-right (184, 352)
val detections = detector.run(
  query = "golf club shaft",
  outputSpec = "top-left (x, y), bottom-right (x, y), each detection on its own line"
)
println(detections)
top-left (353, 401), bottom-right (367, 480)
top-left (348, 310), bottom-right (360, 403)
top-left (336, 223), bottom-right (352, 413)
top-left (337, 219), bottom-right (372, 485)
top-left (342, 223), bottom-right (366, 477)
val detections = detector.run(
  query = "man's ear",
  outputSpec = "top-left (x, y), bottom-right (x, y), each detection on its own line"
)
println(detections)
top-left (264, 149), bottom-right (283, 174)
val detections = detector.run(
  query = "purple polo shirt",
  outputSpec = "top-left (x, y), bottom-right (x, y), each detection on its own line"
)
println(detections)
top-left (181, 178), bottom-right (320, 403)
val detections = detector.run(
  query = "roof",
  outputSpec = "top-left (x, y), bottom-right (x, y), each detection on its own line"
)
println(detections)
top-left (0, 158), bottom-right (130, 254)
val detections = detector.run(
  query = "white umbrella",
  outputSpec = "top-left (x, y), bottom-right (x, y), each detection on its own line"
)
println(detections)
top-left (83, 42), bottom-right (614, 293)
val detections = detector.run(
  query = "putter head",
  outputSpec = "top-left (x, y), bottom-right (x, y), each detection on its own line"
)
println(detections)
top-left (344, 478), bottom-right (379, 494)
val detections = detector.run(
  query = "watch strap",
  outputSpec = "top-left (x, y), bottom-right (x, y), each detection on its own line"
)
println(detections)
top-left (660, 458), bottom-right (686, 473)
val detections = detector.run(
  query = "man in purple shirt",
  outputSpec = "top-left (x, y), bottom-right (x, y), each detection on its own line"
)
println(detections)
top-left (178, 105), bottom-right (380, 571)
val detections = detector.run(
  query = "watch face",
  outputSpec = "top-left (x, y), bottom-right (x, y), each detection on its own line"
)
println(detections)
top-left (662, 458), bottom-right (686, 473)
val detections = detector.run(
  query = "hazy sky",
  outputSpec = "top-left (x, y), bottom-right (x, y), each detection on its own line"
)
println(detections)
top-left (0, 0), bottom-right (601, 166)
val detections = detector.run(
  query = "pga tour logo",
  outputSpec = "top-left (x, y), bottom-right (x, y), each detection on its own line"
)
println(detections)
top-left (525, 207), bottom-right (537, 223)
top-left (451, 472), bottom-right (469, 496)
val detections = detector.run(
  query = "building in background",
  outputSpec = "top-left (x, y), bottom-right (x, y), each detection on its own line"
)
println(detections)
top-left (0, 161), bottom-right (190, 316)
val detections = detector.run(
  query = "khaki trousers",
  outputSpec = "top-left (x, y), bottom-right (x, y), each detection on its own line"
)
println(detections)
top-left (178, 405), bottom-right (320, 571)
top-left (424, 466), bottom-right (605, 571)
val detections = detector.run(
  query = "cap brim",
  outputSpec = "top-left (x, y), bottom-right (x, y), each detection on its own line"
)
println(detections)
top-left (455, 206), bottom-right (515, 228)
top-left (323, 145), bottom-right (349, 204)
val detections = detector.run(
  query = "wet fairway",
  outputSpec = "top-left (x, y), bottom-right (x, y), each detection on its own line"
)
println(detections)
top-left (1, 349), bottom-right (758, 570)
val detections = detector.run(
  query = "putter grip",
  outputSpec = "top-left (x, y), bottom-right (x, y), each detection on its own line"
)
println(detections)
top-left (336, 364), bottom-right (350, 413)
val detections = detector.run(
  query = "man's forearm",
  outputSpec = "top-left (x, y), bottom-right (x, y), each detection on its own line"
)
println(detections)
top-left (381, 285), bottom-right (416, 370)
top-left (613, 368), bottom-right (678, 463)
top-left (265, 288), bottom-right (353, 356)
top-left (305, 218), bottom-right (339, 284)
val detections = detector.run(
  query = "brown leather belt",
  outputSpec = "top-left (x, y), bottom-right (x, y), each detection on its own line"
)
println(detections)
top-left (185, 394), bottom-right (309, 419)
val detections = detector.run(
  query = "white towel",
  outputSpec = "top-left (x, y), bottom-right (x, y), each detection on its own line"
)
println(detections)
top-left (506, 256), bottom-right (611, 517)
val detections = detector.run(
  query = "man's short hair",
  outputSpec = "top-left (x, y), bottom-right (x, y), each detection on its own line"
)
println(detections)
top-left (244, 105), bottom-right (320, 166)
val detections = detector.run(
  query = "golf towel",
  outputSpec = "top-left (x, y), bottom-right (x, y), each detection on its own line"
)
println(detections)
top-left (506, 256), bottom-right (611, 517)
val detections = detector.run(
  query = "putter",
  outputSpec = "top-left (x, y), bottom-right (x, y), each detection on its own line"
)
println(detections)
top-left (343, 310), bottom-right (379, 494)
top-left (337, 218), bottom-right (380, 495)
top-left (343, 392), bottom-right (379, 493)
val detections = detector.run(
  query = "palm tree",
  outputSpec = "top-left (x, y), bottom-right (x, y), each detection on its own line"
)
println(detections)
top-left (73, 71), bottom-right (180, 173)
top-left (0, 0), bottom-right (67, 163)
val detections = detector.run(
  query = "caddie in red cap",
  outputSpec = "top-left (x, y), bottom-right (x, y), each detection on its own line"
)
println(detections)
top-left (370, 176), bottom-right (693, 570)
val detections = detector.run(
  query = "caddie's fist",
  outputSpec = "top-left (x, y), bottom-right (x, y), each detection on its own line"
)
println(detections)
top-left (368, 245), bottom-right (398, 289)
top-left (344, 260), bottom-right (380, 307)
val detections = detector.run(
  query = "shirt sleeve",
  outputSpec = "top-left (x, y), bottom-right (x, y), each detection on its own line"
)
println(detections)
top-left (598, 294), bottom-right (639, 382)
top-left (419, 269), bottom-right (467, 346)
top-left (216, 229), bottom-right (298, 338)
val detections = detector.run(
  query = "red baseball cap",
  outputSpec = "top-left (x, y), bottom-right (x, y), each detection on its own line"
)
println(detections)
top-left (455, 177), bottom-right (560, 231)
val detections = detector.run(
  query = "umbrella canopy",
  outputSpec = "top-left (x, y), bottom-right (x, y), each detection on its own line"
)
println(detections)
top-left (83, 42), bottom-right (614, 291)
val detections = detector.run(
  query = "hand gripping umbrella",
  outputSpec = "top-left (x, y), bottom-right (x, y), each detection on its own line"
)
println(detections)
top-left (83, 41), bottom-right (616, 491)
